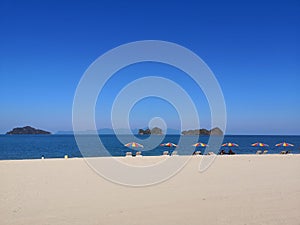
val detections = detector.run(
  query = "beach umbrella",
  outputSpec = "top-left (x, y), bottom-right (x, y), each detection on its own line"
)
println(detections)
top-left (124, 142), bottom-right (144, 149)
top-left (275, 142), bottom-right (294, 153)
top-left (222, 142), bottom-right (239, 147)
top-left (192, 142), bottom-right (208, 155)
top-left (193, 142), bottom-right (208, 147)
top-left (221, 142), bottom-right (238, 155)
top-left (160, 142), bottom-right (177, 147)
top-left (275, 142), bottom-right (294, 147)
top-left (251, 142), bottom-right (269, 147)
top-left (251, 142), bottom-right (269, 154)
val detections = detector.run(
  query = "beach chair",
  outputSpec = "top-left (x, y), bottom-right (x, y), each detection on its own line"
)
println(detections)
top-left (228, 150), bottom-right (235, 155)
top-left (219, 150), bottom-right (226, 155)
top-left (171, 151), bottom-right (178, 156)
top-left (207, 152), bottom-right (216, 155)
top-left (125, 152), bottom-right (132, 157)
top-left (194, 151), bottom-right (201, 155)
top-left (280, 151), bottom-right (287, 154)
top-left (256, 150), bottom-right (262, 154)
top-left (263, 150), bottom-right (268, 154)
top-left (135, 151), bottom-right (142, 157)
top-left (163, 151), bottom-right (169, 156)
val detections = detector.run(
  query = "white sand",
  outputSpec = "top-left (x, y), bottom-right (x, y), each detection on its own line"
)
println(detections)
top-left (1, 155), bottom-right (300, 225)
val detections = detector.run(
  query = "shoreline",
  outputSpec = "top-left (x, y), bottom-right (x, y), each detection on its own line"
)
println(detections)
top-left (1, 153), bottom-right (299, 162)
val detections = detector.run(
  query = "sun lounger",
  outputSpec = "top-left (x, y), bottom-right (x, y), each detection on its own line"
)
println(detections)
top-left (163, 151), bottom-right (169, 156)
top-left (135, 151), bottom-right (142, 157)
top-left (207, 152), bottom-right (216, 155)
top-left (219, 150), bottom-right (226, 155)
top-left (125, 152), bottom-right (132, 157)
top-left (193, 151), bottom-right (201, 155)
top-left (171, 151), bottom-right (178, 156)
top-left (263, 150), bottom-right (268, 154)
top-left (228, 150), bottom-right (235, 155)
top-left (256, 150), bottom-right (262, 154)
top-left (280, 151), bottom-right (287, 154)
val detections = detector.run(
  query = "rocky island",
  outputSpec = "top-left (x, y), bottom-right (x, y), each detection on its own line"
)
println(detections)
top-left (181, 127), bottom-right (223, 136)
top-left (138, 127), bottom-right (163, 135)
top-left (6, 126), bottom-right (51, 135)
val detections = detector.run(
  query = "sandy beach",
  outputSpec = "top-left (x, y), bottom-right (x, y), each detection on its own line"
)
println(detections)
top-left (1, 155), bottom-right (300, 225)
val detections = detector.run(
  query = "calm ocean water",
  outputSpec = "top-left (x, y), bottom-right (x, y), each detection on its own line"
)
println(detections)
top-left (0, 135), bottom-right (299, 160)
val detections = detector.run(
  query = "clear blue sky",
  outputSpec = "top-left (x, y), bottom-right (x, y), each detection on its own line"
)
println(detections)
top-left (0, 0), bottom-right (299, 134)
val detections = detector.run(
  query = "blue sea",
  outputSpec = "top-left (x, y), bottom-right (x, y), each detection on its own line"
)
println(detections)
top-left (0, 135), bottom-right (299, 160)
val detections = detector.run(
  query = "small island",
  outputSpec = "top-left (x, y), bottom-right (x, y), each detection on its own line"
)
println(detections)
top-left (138, 127), bottom-right (163, 135)
top-left (6, 126), bottom-right (51, 135)
top-left (181, 127), bottom-right (223, 136)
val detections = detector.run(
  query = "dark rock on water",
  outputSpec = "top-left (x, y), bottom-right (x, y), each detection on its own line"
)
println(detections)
top-left (181, 129), bottom-right (207, 135)
top-left (181, 127), bottom-right (223, 136)
top-left (151, 127), bottom-right (163, 135)
top-left (6, 126), bottom-right (51, 135)
top-left (137, 127), bottom-right (222, 135)
top-left (139, 128), bottom-right (151, 135)
top-left (209, 127), bottom-right (223, 135)
top-left (138, 127), bottom-right (163, 135)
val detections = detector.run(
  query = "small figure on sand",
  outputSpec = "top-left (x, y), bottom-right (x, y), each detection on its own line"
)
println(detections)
top-left (228, 149), bottom-right (236, 155)
top-left (219, 149), bottom-right (226, 155)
